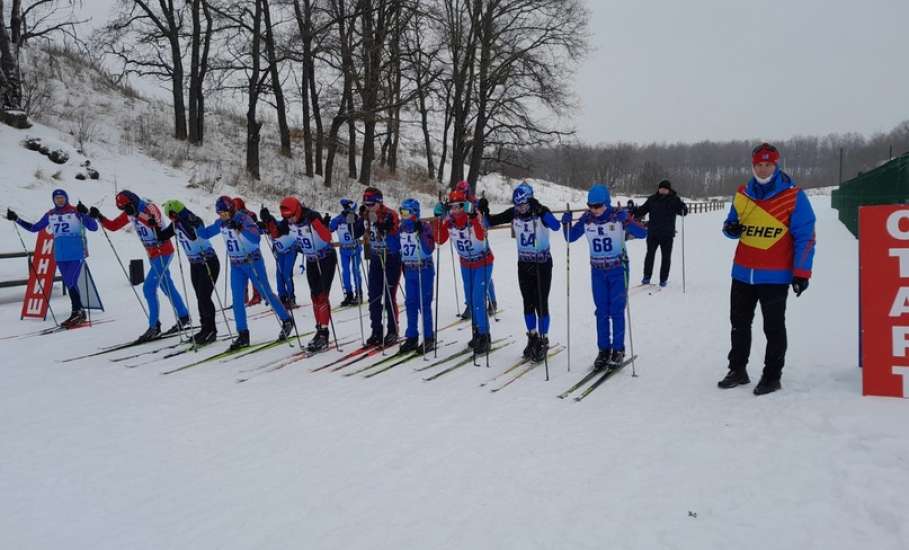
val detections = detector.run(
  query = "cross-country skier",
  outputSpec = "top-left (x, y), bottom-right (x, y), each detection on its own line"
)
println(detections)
top-left (452, 179), bottom-right (497, 317)
top-left (233, 197), bottom-right (263, 306)
top-left (435, 188), bottom-right (494, 353)
top-left (398, 198), bottom-right (436, 354)
top-left (260, 197), bottom-right (336, 352)
top-left (196, 196), bottom-right (293, 350)
top-left (479, 182), bottom-right (560, 362)
top-left (260, 207), bottom-right (300, 311)
top-left (6, 189), bottom-right (98, 327)
top-left (717, 142), bottom-right (816, 396)
top-left (90, 191), bottom-right (191, 342)
top-left (561, 183), bottom-right (647, 370)
top-left (357, 187), bottom-right (402, 347)
top-left (329, 198), bottom-right (364, 306)
top-left (151, 200), bottom-right (221, 345)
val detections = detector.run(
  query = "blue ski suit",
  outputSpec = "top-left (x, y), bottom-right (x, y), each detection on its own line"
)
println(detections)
top-left (400, 218), bottom-right (435, 340)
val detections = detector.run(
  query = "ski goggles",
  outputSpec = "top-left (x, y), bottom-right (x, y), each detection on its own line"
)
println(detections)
top-left (398, 207), bottom-right (413, 217)
top-left (364, 201), bottom-right (378, 208)
top-left (448, 202), bottom-right (464, 210)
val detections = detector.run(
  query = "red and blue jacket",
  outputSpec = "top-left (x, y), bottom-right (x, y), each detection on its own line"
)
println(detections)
top-left (723, 169), bottom-right (816, 285)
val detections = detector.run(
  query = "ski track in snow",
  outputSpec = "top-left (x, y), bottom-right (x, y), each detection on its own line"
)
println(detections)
top-left (2, 126), bottom-right (908, 549)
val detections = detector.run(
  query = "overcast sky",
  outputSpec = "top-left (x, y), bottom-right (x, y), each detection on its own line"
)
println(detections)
top-left (76, 0), bottom-right (909, 145)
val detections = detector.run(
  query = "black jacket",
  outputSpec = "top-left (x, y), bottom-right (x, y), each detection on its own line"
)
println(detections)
top-left (635, 191), bottom-right (688, 238)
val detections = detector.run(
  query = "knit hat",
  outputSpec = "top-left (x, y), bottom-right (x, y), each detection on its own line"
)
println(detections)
top-left (52, 188), bottom-right (69, 205)
top-left (215, 196), bottom-right (234, 213)
top-left (162, 200), bottom-right (185, 219)
top-left (362, 187), bottom-right (383, 204)
top-left (658, 180), bottom-right (672, 191)
top-left (752, 143), bottom-right (780, 165)
top-left (587, 184), bottom-right (610, 206)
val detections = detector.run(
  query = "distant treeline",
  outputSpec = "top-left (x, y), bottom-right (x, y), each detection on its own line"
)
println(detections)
top-left (489, 120), bottom-right (909, 198)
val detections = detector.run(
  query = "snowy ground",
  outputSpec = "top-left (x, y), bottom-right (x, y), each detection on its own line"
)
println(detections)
top-left (2, 137), bottom-right (908, 550)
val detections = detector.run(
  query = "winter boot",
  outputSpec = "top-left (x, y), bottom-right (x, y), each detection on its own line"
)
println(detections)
top-left (593, 349), bottom-right (612, 371)
top-left (192, 327), bottom-right (217, 346)
top-left (417, 337), bottom-right (435, 355)
top-left (307, 328), bottom-right (330, 353)
top-left (522, 332), bottom-right (539, 359)
top-left (163, 315), bottom-right (192, 336)
top-left (399, 337), bottom-right (419, 354)
top-left (753, 375), bottom-right (782, 396)
top-left (278, 318), bottom-right (295, 341)
top-left (61, 309), bottom-right (87, 328)
top-left (531, 336), bottom-right (549, 364)
top-left (366, 332), bottom-right (383, 347)
top-left (717, 368), bottom-right (750, 389)
top-left (229, 330), bottom-right (250, 351)
top-left (135, 322), bottom-right (162, 344)
top-left (383, 330), bottom-right (399, 348)
top-left (609, 349), bottom-right (626, 369)
top-left (460, 305), bottom-right (472, 320)
top-left (659, 280), bottom-right (668, 288)
top-left (472, 333), bottom-right (491, 354)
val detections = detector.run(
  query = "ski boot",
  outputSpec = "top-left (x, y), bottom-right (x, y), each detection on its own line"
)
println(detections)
top-left (717, 368), bottom-right (750, 389)
top-left (163, 315), bottom-right (191, 336)
top-left (593, 349), bottom-right (612, 371)
top-left (460, 305), bottom-right (472, 320)
top-left (417, 337), bottom-right (435, 355)
top-left (340, 292), bottom-right (354, 307)
top-left (467, 327), bottom-right (479, 349)
top-left (522, 332), bottom-right (540, 359)
top-left (278, 318), bottom-right (295, 341)
top-left (399, 337), bottom-right (419, 354)
top-left (383, 331), bottom-right (399, 348)
top-left (307, 328), bottom-right (330, 353)
top-left (753, 375), bottom-right (781, 396)
top-left (355, 290), bottom-right (363, 304)
top-left (641, 277), bottom-right (651, 285)
top-left (61, 309), bottom-right (87, 329)
top-left (473, 333), bottom-right (491, 354)
top-left (531, 336), bottom-right (549, 364)
top-left (487, 301), bottom-right (497, 316)
top-left (366, 332), bottom-right (383, 347)
top-left (192, 327), bottom-right (217, 346)
top-left (135, 322), bottom-right (162, 344)
top-left (659, 280), bottom-right (668, 288)
top-left (229, 330), bottom-right (250, 351)
top-left (609, 349), bottom-right (626, 369)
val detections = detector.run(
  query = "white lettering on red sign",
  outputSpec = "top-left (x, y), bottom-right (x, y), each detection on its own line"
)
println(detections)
top-left (886, 211), bottom-right (909, 240)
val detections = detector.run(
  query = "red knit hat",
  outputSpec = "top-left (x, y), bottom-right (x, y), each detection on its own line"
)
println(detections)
top-left (752, 143), bottom-right (780, 165)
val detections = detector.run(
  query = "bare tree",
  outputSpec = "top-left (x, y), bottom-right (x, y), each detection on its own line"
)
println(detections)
top-left (187, 0), bottom-right (214, 144)
top-left (261, 0), bottom-right (292, 157)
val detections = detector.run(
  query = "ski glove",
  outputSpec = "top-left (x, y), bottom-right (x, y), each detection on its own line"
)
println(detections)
top-left (76, 201), bottom-right (88, 215)
top-left (433, 202), bottom-right (446, 217)
top-left (223, 219), bottom-right (242, 231)
top-left (478, 197), bottom-right (489, 215)
top-left (723, 221), bottom-right (743, 238)
top-left (463, 201), bottom-right (476, 215)
top-left (528, 197), bottom-right (542, 215)
top-left (259, 207), bottom-right (274, 223)
top-left (5, 209), bottom-right (17, 221)
top-left (791, 277), bottom-right (809, 297)
top-left (560, 210), bottom-right (572, 226)
top-left (89, 206), bottom-right (101, 219)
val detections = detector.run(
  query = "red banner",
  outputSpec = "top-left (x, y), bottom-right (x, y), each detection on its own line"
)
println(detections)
top-left (20, 228), bottom-right (57, 320)
top-left (860, 205), bottom-right (909, 398)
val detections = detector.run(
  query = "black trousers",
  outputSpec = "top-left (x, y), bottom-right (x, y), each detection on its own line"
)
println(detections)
top-left (517, 259), bottom-right (552, 318)
top-left (728, 279), bottom-right (789, 379)
top-left (305, 250), bottom-right (337, 296)
top-left (190, 255), bottom-right (220, 333)
top-left (643, 234), bottom-right (674, 282)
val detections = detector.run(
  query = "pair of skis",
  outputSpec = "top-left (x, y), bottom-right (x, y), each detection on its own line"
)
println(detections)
top-left (557, 355), bottom-right (638, 401)
top-left (481, 344), bottom-right (566, 392)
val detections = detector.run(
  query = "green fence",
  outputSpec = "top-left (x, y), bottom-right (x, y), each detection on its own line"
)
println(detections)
top-left (831, 153), bottom-right (909, 238)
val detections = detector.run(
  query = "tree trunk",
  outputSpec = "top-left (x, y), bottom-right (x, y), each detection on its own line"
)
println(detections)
top-left (309, 61), bottom-right (324, 176)
top-left (292, 0), bottom-right (315, 174)
top-left (0, 0), bottom-right (22, 110)
top-left (246, 0), bottom-right (264, 180)
top-left (437, 82), bottom-right (452, 183)
top-left (466, 6), bottom-right (493, 187)
top-left (416, 67), bottom-right (435, 179)
top-left (300, 62), bottom-right (314, 175)
top-left (262, 0), bottom-right (291, 157)
top-left (346, 86), bottom-right (357, 179)
top-left (10, 0), bottom-right (21, 46)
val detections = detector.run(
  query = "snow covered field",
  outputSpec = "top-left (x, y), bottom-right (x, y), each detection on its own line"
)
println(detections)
top-left (2, 130), bottom-right (908, 550)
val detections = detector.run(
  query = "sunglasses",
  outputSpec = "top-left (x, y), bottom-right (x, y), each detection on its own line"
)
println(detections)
top-left (399, 208), bottom-right (412, 217)
top-left (364, 202), bottom-right (377, 207)
top-left (448, 203), bottom-right (464, 210)
top-left (587, 203), bottom-right (604, 209)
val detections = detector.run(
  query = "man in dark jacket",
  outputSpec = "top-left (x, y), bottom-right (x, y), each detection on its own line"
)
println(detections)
top-left (635, 180), bottom-right (688, 287)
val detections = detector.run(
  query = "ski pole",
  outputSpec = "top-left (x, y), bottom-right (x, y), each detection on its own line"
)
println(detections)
top-left (173, 235), bottom-right (197, 352)
top-left (681, 214), bottom-right (686, 295)
top-left (534, 216), bottom-right (549, 381)
top-left (481, 217), bottom-right (490, 369)
top-left (11, 221), bottom-right (60, 326)
top-left (311, 249), bottom-right (341, 352)
top-left (245, 255), bottom-right (293, 348)
top-left (79, 223), bottom-right (91, 327)
top-left (204, 255), bottom-right (233, 339)
top-left (449, 239), bottom-right (461, 316)
top-left (376, 245), bottom-right (397, 356)
top-left (433, 215), bottom-right (441, 359)
top-left (625, 262), bottom-right (638, 378)
top-left (100, 225), bottom-right (150, 319)
top-left (565, 202), bottom-right (571, 373)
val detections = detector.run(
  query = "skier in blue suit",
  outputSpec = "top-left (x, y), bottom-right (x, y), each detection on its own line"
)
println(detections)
top-left (6, 189), bottom-right (98, 327)
top-left (398, 198), bottom-right (436, 354)
top-left (562, 183), bottom-right (647, 370)
top-left (329, 198), bottom-right (364, 306)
